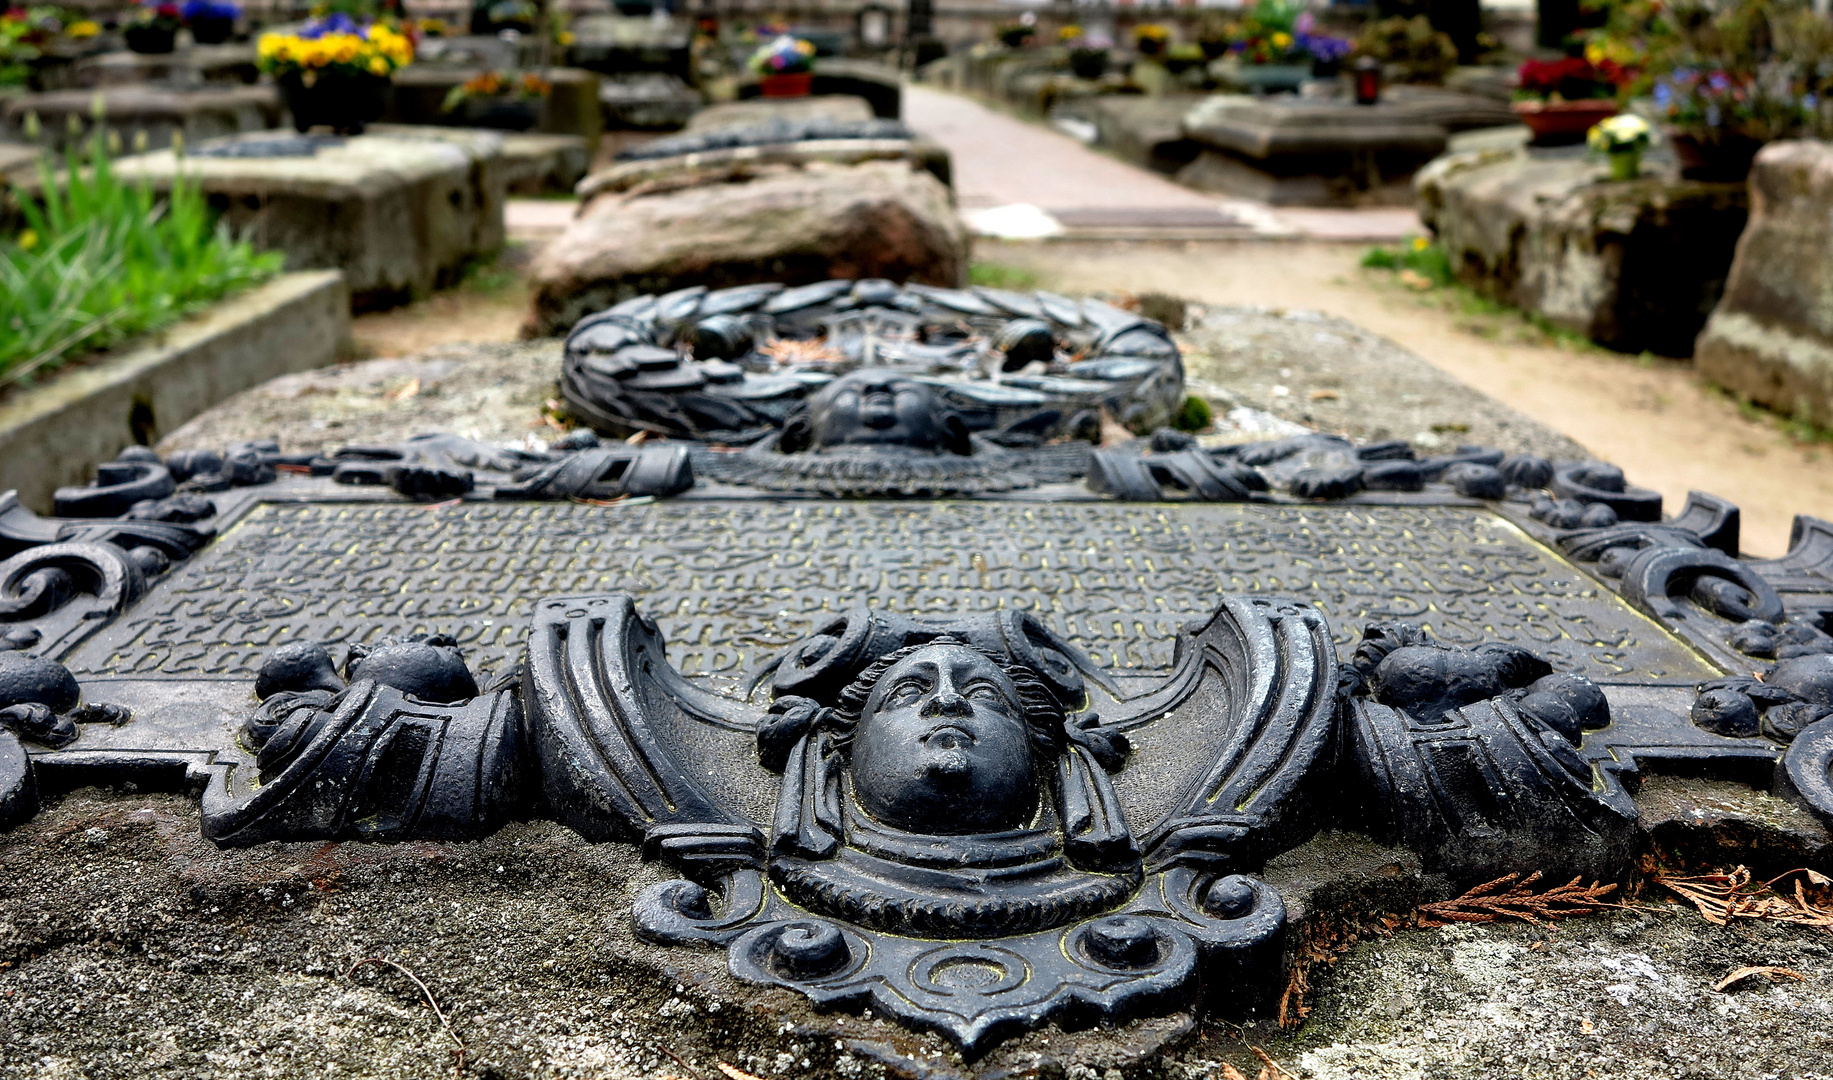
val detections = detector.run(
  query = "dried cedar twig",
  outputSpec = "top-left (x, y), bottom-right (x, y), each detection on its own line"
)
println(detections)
top-left (1654, 865), bottom-right (1833, 930)
top-left (1415, 872), bottom-right (1622, 927)
top-left (758, 338), bottom-right (844, 367)
top-left (1714, 965), bottom-right (1807, 992)
top-left (1277, 911), bottom-right (1402, 1027)
top-left (347, 957), bottom-right (467, 1074)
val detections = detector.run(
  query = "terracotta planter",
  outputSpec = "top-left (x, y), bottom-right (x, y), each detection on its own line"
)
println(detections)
top-left (1511, 98), bottom-right (1618, 145)
top-left (281, 70), bottom-right (392, 135)
top-left (1666, 129), bottom-right (1764, 182)
top-left (760, 72), bottom-right (813, 98)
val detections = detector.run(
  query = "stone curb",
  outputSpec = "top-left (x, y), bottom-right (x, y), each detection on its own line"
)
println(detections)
top-left (0, 270), bottom-right (350, 514)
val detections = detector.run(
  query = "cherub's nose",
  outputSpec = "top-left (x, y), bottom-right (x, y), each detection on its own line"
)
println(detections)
top-left (924, 690), bottom-right (972, 717)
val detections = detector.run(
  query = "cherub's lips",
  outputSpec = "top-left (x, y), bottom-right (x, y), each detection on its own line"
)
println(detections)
top-left (922, 724), bottom-right (975, 747)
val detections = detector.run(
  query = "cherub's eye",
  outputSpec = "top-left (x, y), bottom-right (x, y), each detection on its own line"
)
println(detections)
top-left (885, 678), bottom-right (927, 706)
top-left (965, 682), bottom-right (1008, 705)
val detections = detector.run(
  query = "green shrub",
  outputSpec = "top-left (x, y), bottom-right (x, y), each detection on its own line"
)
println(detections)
top-left (0, 136), bottom-right (283, 387)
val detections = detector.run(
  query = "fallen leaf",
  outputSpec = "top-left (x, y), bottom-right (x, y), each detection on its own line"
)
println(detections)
top-left (1308, 388), bottom-right (1341, 401)
top-left (625, 430), bottom-right (649, 446)
top-left (1219, 1064), bottom-right (1249, 1080)
top-left (1398, 269), bottom-right (1434, 291)
top-left (384, 377), bottom-right (420, 401)
top-left (1580, 1018), bottom-right (1595, 1034)
top-left (717, 1064), bottom-right (767, 1080)
top-left (1714, 965), bottom-right (1807, 992)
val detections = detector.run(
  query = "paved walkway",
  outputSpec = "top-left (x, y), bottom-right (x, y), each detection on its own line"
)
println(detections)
top-left (901, 84), bottom-right (1419, 242)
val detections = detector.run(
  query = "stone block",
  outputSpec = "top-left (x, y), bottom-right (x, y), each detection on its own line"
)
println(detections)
top-left (1177, 86), bottom-right (1517, 207)
top-left (69, 44), bottom-right (259, 89)
top-left (1696, 140), bottom-right (1833, 425)
top-left (1, 84), bottom-right (282, 153)
top-left (687, 94), bottom-right (874, 133)
top-left (566, 14), bottom-right (690, 79)
top-left (110, 129), bottom-right (507, 310)
top-left (0, 271), bottom-right (348, 515)
top-left (1418, 148), bottom-right (1748, 356)
top-left (371, 123), bottom-right (588, 195)
top-left (384, 66), bottom-right (602, 158)
top-left (526, 158), bottom-right (967, 334)
top-left (0, 139), bottom-right (41, 182)
top-left (1074, 93), bottom-right (1203, 174)
top-left (599, 72), bottom-right (700, 131)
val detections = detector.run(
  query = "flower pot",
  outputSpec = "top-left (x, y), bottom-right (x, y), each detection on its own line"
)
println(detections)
top-left (1606, 148), bottom-right (1641, 181)
top-left (1198, 40), bottom-right (1228, 61)
top-left (1510, 99), bottom-right (1618, 145)
top-left (1068, 49), bottom-right (1108, 80)
top-left (760, 72), bottom-right (813, 98)
top-left (1136, 37), bottom-right (1165, 57)
top-left (281, 70), bottom-right (392, 135)
top-left (188, 15), bottom-right (235, 44)
top-left (1666, 129), bottom-right (1764, 182)
top-left (124, 24), bottom-right (178, 54)
top-left (457, 96), bottom-right (543, 131)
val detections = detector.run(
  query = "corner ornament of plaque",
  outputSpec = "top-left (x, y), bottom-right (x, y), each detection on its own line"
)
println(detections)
top-left (524, 594), bottom-right (1336, 1052)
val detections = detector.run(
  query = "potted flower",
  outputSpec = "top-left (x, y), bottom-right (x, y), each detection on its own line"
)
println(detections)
top-left (1512, 57), bottom-right (1622, 143)
top-left (1653, 68), bottom-right (1812, 181)
top-left (1059, 26), bottom-right (1108, 81)
top-left (125, 1), bottom-right (183, 54)
top-left (442, 68), bottom-right (551, 130)
top-left (1, 8), bottom-right (54, 86)
top-left (182, 0), bottom-right (240, 45)
top-left (257, 14), bottom-right (414, 135)
top-left (993, 21), bottom-right (1032, 49)
top-left (749, 34), bottom-right (815, 97)
top-left (1352, 15), bottom-right (1458, 86)
top-left (1296, 13), bottom-right (1353, 79)
top-left (1587, 113), bottom-right (1651, 179)
top-left (1133, 23), bottom-right (1169, 58)
top-left (1219, 0), bottom-right (1313, 94)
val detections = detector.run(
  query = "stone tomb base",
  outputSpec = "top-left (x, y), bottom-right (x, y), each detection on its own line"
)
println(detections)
top-left (1, 83), bottom-right (281, 153)
top-left (110, 128), bottom-right (507, 310)
top-left (1177, 87), bottom-right (1517, 207)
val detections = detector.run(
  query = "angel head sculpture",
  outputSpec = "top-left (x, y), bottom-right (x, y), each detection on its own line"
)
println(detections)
top-left (757, 635), bottom-right (1138, 938)
top-left (778, 371), bottom-right (972, 457)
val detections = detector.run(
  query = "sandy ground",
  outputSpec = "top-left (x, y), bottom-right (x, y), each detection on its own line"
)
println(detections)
top-left (984, 239), bottom-right (1833, 559)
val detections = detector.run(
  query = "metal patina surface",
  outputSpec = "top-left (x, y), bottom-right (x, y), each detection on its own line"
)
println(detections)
top-left (6, 281), bottom-right (1833, 1066)
top-left (66, 498), bottom-right (1712, 686)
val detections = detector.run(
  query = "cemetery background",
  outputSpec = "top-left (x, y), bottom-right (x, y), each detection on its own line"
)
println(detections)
top-left (6, 0), bottom-right (1833, 1077)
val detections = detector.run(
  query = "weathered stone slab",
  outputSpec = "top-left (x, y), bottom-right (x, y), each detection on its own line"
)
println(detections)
top-left (0, 271), bottom-right (348, 516)
top-left (1073, 93), bottom-right (1203, 174)
top-left (687, 93), bottom-right (875, 133)
top-left (1695, 139), bottom-right (1833, 425)
top-left (599, 72), bottom-right (700, 130)
top-left (109, 129), bottom-right (506, 310)
top-left (526, 158), bottom-right (965, 333)
top-left (69, 44), bottom-right (259, 89)
top-left (370, 123), bottom-right (587, 195)
top-left (0, 84), bottom-right (282, 152)
top-left (1418, 147), bottom-right (1748, 356)
top-left (1178, 87), bottom-right (1517, 206)
top-left (384, 65), bottom-right (602, 158)
top-left (566, 12), bottom-right (691, 78)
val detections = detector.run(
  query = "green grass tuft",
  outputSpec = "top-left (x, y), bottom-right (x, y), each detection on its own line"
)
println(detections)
top-left (0, 136), bottom-right (283, 387)
top-left (968, 261), bottom-right (1040, 290)
top-left (1175, 394), bottom-right (1213, 432)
